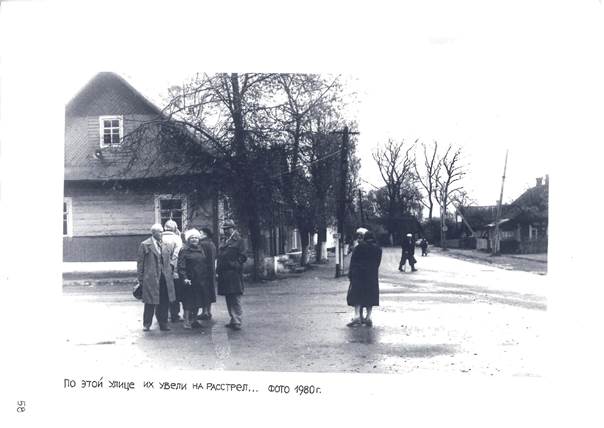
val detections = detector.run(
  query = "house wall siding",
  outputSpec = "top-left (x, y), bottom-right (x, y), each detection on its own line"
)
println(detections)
top-left (66, 184), bottom-right (214, 236)
top-left (64, 182), bottom-right (215, 261)
top-left (63, 235), bottom-right (148, 262)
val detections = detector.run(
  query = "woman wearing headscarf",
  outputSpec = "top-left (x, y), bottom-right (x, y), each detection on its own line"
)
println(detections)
top-left (177, 228), bottom-right (211, 329)
top-left (346, 230), bottom-right (382, 327)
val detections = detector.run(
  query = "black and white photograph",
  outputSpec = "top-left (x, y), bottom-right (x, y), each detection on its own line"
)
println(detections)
top-left (2, 0), bottom-right (604, 427)
top-left (60, 69), bottom-right (549, 375)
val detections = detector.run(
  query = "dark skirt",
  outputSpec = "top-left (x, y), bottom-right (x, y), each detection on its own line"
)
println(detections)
top-left (182, 277), bottom-right (216, 310)
top-left (173, 277), bottom-right (185, 302)
top-left (347, 281), bottom-right (379, 307)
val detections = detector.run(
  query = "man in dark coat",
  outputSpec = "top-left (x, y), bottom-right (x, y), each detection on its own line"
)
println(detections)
top-left (347, 229), bottom-right (382, 327)
top-left (420, 238), bottom-right (428, 256)
top-left (217, 220), bottom-right (246, 330)
top-left (399, 233), bottom-right (417, 272)
top-left (137, 223), bottom-right (177, 331)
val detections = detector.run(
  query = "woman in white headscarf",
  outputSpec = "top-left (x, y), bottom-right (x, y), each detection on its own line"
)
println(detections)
top-left (177, 229), bottom-right (212, 329)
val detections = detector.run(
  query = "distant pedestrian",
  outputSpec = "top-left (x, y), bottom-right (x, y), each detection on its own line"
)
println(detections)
top-left (178, 228), bottom-right (211, 329)
top-left (137, 223), bottom-right (176, 331)
top-left (217, 220), bottom-right (247, 330)
top-left (420, 238), bottom-right (428, 256)
top-left (162, 220), bottom-right (183, 322)
top-left (346, 230), bottom-right (382, 327)
top-left (399, 233), bottom-right (417, 272)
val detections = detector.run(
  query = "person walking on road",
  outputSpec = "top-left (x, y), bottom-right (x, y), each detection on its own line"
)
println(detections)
top-left (217, 220), bottom-right (247, 331)
top-left (420, 238), bottom-right (428, 257)
top-left (162, 220), bottom-right (183, 322)
top-left (399, 233), bottom-right (418, 272)
top-left (346, 230), bottom-right (382, 327)
top-left (137, 223), bottom-right (177, 331)
top-left (178, 228), bottom-right (213, 329)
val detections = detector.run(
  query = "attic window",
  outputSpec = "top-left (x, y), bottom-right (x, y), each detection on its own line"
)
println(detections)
top-left (99, 115), bottom-right (123, 147)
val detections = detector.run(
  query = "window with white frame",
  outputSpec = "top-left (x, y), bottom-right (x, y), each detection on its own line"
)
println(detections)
top-left (155, 195), bottom-right (187, 231)
top-left (63, 197), bottom-right (73, 237)
top-left (529, 225), bottom-right (539, 240)
top-left (99, 115), bottom-right (123, 147)
top-left (500, 230), bottom-right (515, 240)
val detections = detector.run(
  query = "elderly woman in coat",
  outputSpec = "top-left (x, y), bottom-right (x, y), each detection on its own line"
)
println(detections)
top-left (178, 228), bottom-right (212, 329)
top-left (137, 223), bottom-right (177, 331)
top-left (217, 220), bottom-right (246, 330)
top-left (346, 229), bottom-right (382, 327)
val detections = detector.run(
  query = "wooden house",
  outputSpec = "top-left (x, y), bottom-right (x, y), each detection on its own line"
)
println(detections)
top-left (461, 176), bottom-right (549, 254)
top-left (63, 72), bottom-right (218, 262)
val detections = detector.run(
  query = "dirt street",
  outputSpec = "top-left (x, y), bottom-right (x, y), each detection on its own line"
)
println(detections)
top-left (62, 247), bottom-right (546, 375)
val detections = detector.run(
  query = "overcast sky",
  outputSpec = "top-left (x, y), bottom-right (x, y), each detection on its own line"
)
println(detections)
top-left (2, 0), bottom-right (604, 420)
top-left (2, 0), bottom-right (603, 207)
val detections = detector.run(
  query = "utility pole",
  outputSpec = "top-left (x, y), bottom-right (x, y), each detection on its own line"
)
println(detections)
top-left (335, 127), bottom-right (349, 278)
top-left (358, 188), bottom-right (365, 226)
top-left (332, 126), bottom-right (359, 278)
top-left (492, 150), bottom-right (509, 255)
top-left (451, 198), bottom-right (475, 236)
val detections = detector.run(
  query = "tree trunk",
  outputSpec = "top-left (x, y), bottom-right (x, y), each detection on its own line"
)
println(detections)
top-left (441, 207), bottom-right (448, 251)
top-left (300, 227), bottom-right (311, 266)
top-left (230, 73), bottom-right (263, 280)
top-left (316, 227), bottom-right (327, 262)
top-left (247, 215), bottom-right (265, 280)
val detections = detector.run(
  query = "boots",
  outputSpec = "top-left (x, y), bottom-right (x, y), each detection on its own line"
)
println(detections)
top-left (183, 310), bottom-right (192, 329)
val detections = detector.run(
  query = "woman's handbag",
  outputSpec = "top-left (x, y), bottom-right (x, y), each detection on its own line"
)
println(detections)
top-left (133, 284), bottom-right (143, 300)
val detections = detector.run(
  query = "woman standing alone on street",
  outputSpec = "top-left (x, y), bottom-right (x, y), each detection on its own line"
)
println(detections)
top-left (346, 229), bottom-right (382, 327)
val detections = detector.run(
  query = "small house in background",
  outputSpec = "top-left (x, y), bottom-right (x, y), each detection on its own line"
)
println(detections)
top-left (460, 176), bottom-right (549, 254)
top-left (63, 72), bottom-right (218, 262)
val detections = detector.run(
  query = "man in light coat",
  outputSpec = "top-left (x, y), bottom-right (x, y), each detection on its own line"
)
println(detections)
top-left (137, 223), bottom-right (177, 331)
top-left (162, 220), bottom-right (183, 322)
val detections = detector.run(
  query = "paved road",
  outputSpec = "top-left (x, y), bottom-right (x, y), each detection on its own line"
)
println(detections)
top-left (62, 247), bottom-right (546, 375)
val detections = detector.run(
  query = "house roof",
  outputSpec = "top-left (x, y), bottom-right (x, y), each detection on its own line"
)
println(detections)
top-left (511, 181), bottom-right (548, 208)
top-left (66, 72), bottom-right (162, 117)
top-left (65, 72), bottom-right (210, 181)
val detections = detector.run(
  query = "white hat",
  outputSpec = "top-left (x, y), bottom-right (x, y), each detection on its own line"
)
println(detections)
top-left (356, 227), bottom-right (368, 236)
top-left (185, 228), bottom-right (201, 241)
top-left (164, 219), bottom-right (178, 231)
top-left (151, 223), bottom-right (164, 232)
top-left (406, 233), bottom-right (413, 237)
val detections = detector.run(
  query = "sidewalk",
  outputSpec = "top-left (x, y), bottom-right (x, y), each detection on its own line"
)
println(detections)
top-left (63, 262), bottom-right (137, 281)
top-left (431, 246), bottom-right (547, 274)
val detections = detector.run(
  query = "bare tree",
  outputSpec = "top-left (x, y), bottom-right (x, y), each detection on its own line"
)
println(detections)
top-left (434, 143), bottom-right (465, 250)
top-left (414, 141), bottom-right (440, 220)
top-left (123, 73), bottom-right (280, 280)
top-left (275, 74), bottom-right (343, 265)
top-left (372, 139), bottom-right (416, 244)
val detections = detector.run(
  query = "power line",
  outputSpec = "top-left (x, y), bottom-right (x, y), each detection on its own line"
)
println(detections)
top-left (269, 148), bottom-right (341, 179)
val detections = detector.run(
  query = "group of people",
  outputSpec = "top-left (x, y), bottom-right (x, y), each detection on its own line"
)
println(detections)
top-left (136, 219), bottom-right (246, 332)
top-left (138, 219), bottom-right (429, 331)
